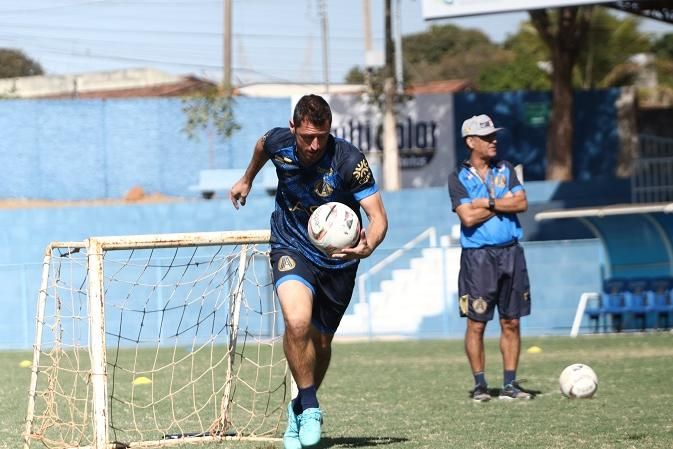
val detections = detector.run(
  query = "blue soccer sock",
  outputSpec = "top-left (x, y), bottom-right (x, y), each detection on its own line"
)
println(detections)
top-left (293, 385), bottom-right (319, 415)
top-left (473, 371), bottom-right (487, 387)
top-left (504, 370), bottom-right (516, 386)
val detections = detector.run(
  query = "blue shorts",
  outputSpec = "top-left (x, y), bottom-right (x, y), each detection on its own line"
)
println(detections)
top-left (458, 243), bottom-right (531, 321)
top-left (270, 248), bottom-right (358, 334)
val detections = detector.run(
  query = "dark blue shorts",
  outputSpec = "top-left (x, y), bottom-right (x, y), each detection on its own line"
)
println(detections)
top-left (458, 243), bottom-right (531, 321)
top-left (270, 248), bottom-right (358, 334)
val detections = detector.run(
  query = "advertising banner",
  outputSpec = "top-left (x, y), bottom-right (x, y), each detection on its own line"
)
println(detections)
top-left (327, 93), bottom-right (455, 188)
top-left (422, 0), bottom-right (613, 20)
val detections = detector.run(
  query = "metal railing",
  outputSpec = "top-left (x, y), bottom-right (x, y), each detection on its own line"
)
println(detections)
top-left (356, 226), bottom-right (437, 306)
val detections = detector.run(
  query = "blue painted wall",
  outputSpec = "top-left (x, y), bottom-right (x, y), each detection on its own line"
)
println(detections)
top-left (0, 97), bottom-right (290, 200)
top-left (453, 89), bottom-right (621, 181)
top-left (0, 187), bottom-right (606, 349)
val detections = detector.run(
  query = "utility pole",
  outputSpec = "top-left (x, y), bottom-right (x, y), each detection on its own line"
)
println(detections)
top-left (382, 0), bottom-right (400, 191)
top-left (394, 0), bottom-right (404, 94)
top-left (319, 0), bottom-right (330, 93)
top-left (223, 0), bottom-right (232, 89)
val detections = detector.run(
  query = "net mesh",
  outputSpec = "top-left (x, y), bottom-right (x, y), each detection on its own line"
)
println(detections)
top-left (26, 239), bottom-right (287, 448)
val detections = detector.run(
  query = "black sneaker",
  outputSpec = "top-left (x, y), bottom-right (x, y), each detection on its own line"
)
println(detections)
top-left (499, 382), bottom-right (532, 400)
top-left (470, 384), bottom-right (491, 402)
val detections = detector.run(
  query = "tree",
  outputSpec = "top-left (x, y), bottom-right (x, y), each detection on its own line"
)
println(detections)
top-left (0, 48), bottom-right (43, 78)
top-left (182, 85), bottom-right (240, 169)
top-left (402, 24), bottom-right (510, 84)
top-left (479, 23), bottom-right (551, 91)
top-left (529, 7), bottom-right (594, 181)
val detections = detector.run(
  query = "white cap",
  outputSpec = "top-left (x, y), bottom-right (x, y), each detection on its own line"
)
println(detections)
top-left (461, 114), bottom-right (503, 137)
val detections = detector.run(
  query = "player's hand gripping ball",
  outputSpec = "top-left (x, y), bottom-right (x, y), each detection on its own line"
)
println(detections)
top-left (559, 363), bottom-right (598, 399)
top-left (308, 202), bottom-right (361, 256)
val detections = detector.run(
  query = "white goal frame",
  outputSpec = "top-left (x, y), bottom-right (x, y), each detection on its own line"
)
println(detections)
top-left (24, 230), bottom-right (287, 449)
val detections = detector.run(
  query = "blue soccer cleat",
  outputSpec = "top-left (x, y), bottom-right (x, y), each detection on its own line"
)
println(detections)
top-left (283, 401), bottom-right (301, 449)
top-left (297, 407), bottom-right (323, 447)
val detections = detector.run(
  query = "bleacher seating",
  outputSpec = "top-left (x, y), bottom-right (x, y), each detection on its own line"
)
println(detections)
top-left (626, 278), bottom-right (649, 331)
top-left (648, 277), bottom-right (673, 329)
top-left (585, 277), bottom-right (673, 332)
top-left (600, 278), bottom-right (628, 332)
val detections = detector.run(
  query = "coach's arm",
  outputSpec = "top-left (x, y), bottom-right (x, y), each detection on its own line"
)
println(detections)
top-left (455, 190), bottom-right (527, 228)
top-left (230, 136), bottom-right (270, 209)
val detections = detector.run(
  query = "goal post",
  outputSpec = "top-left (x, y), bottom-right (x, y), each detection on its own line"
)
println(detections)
top-left (24, 230), bottom-right (288, 449)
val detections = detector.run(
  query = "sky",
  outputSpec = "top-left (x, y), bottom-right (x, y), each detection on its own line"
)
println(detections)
top-left (0, 0), bottom-right (670, 86)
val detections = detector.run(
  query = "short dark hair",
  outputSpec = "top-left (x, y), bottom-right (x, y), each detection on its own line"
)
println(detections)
top-left (293, 94), bottom-right (332, 128)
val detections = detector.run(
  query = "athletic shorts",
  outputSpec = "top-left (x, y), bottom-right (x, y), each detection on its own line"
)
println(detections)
top-left (458, 242), bottom-right (531, 322)
top-left (270, 248), bottom-right (358, 335)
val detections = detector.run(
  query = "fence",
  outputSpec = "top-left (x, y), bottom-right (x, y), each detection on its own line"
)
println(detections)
top-left (631, 134), bottom-right (673, 203)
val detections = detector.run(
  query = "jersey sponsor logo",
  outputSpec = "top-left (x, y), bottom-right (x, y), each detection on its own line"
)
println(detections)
top-left (314, 179), bottom-right (334, 197)
top-left (472, 297), bottom-right (488, 314)
top-left (353, 159), bottom-right (372, 185)
top-left (278, 256), bottom-right (296, 272)
top-left (288, 201), bottom-right (319, 216)
top-left (459, 294), bottom-right (469, 315)
top-left (494, 174), bottom-right (507, 188)
top-left (273, 155), bottom-right (295, 165)
top-left (523, 291), bottom-right (530, 301)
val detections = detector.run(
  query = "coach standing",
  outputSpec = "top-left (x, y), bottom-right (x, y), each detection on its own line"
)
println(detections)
top-left (448, 114), bottom-right (532, 402)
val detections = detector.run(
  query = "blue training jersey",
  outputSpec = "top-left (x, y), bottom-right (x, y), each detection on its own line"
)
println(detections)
top-left (448, 159), bottom-right (524, 249)
top-left (262, 127), bottom-right (379, 269)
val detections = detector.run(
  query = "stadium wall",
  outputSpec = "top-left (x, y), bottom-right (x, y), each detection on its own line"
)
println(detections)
top-left (0, 187), bottom-right (606, 349)
top-left (0, 89), bottom-right (621, 200)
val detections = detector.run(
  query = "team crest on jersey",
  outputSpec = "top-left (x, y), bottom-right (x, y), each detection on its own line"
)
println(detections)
top-left (472, 297), bottom-right (488, 314)
top-left (353, 160), bottom-right (372, 185)
top-left (314, 179), bottom-right (334, 197)
top-left (459, 295), bottom-right (469, 315)
top-left (278, 256), bottom-right (296, 272)
top-left (494, 174), bottom-right (507, 188)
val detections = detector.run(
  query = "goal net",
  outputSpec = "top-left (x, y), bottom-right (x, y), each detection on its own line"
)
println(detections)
top-left (24, 230), bottom-right (288, 449)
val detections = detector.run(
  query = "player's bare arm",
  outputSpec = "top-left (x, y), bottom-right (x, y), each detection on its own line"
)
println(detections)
top-left (491, 190), bottom-right (528, 214)
top-left (334, 192), bottom-right (388, 260)
top-left (229, 136), bottom-right (270, 209)
top-left (455, 199), bottom-right (495, 228)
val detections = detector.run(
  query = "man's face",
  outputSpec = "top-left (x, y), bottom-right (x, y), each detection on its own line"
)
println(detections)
top-left (468, 133), bottom-right (497, 159)
top-left (290, 118), bottom-right (331, 166)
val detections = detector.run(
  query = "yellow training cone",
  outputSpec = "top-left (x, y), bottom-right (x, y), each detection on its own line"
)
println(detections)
top-left (19, 360), bottom-right (32, 368)
top-left (526, 346), bottom-right (542, 354)
top-left (132, 376), bottom-right (152, 385)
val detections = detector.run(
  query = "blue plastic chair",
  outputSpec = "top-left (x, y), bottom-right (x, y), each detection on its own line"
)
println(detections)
top-left (626, 278), bottom-right (649, 331)
top-left (647, 277), bottom-right (673, 330)
top-left (583, 294), bottom-right (603, 333)
top-left (601, 278), bottom-right (628, 332)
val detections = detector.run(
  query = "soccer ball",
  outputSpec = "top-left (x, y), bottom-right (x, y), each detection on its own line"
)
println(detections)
top-left (307, 202), bottom-right (360, 255)
top-left (559, 363), bottom-right (598, 399)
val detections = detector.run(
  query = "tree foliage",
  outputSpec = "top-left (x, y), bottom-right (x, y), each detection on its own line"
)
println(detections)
top-left (182, 85), bottom-right (240, 169)
top-left (0, 48), bottom-right (43, 78)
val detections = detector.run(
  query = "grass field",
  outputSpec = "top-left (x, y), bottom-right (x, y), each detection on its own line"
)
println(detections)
top-left (4, 332), bottom-right (673, 449)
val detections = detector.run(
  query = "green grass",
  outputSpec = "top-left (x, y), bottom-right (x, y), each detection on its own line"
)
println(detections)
top-left (4, 332), bottom-right (673, 448)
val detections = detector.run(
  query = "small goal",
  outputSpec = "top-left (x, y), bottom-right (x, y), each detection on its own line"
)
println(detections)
top-left (24, 230), bottom-right (288, 449)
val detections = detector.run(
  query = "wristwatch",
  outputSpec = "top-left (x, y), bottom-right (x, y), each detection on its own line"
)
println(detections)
top-left (488, 197), bottom-right (495, 211)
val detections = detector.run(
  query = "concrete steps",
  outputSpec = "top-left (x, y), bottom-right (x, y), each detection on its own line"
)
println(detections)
top-left (339, 245), bottom-right (461, 336)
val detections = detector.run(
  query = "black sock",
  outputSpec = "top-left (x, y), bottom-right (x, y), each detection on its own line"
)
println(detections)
top-left (292, 396), bottom-right (302, 416)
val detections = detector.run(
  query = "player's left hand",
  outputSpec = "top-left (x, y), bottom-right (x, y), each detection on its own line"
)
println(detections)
top-left (331, 229), bottom-right (372, 260)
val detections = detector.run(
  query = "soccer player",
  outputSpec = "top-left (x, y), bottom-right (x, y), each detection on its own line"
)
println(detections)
top-left (448, 114), bottom-right (532, 402)
top-left (229, 94), bottom-right (388, 448)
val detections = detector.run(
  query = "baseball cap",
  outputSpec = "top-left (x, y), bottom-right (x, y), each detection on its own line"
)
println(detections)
top-left (461, 114), bottom-right (503, 138)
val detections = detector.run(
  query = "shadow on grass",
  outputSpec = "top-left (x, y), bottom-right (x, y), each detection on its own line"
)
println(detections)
top-left (316, 436), bottom-right (408, 448)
